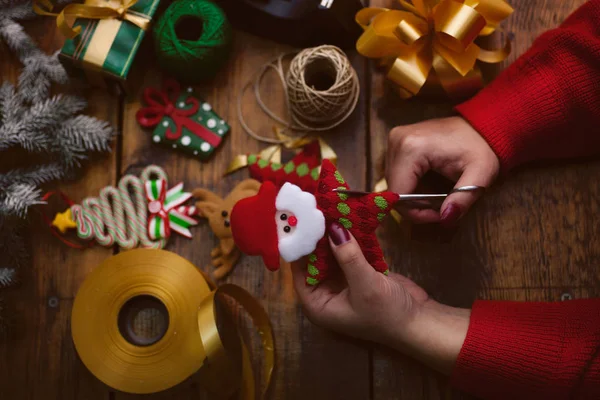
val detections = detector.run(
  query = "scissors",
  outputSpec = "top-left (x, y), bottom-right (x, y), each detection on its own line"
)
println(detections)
top-left (332, 185), bottom-right (485, 209)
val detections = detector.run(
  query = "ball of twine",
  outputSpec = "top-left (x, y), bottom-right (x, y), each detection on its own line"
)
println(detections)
top-left (238, 45), bottom-right (360, 144)
top-left (286, 45), bottom-right (360, 129)
top-left (153, 0), bottom-right (232, 83)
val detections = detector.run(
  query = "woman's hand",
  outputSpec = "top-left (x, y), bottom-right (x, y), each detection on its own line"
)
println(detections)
top-left (386, 116), bottom-right (500, 226)
top-left (291, 222), bottom-right (470, 374)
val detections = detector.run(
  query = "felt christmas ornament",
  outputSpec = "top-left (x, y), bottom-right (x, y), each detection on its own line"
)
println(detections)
top-left (136, 78), bottom-right (230, 160)
top-left (230, 159), bottom-right (399, 285)
top-left (192, 179), bottom-right (261, 280)
top-left (46, 165), bottom-right (198, 250)
top-left (226, 139), bottom-right (334, 194)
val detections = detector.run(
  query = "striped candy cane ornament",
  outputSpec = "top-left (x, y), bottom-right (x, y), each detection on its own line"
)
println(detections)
top-left (69, 165), bottom-right (197, 250)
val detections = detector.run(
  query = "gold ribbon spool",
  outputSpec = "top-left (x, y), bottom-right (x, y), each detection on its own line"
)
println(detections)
top-left (71, 249), bottom-right (274, 398)
top-left (355, 0), bottom-right (513, 99)
top-left (34, 0), bottom-right (150, 39)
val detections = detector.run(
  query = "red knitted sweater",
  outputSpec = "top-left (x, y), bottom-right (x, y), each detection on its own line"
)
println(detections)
top-left (451, 1), bottom-right (600, 398)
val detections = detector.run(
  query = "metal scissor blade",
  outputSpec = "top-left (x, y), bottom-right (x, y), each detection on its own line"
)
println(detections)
top-left (332, 186), bottom-right (484, 202)
top-left (332, 189), bottom-right (448, 201)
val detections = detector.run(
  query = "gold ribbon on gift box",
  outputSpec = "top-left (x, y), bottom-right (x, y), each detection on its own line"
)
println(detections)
top-left (34, 0), bottom-right (150, 39)
top-left (355, 0), bottom-right (513, 99)
top-left (71, 249), bottom-right (274, 398)
top-left (225, 128), bottom-right (337, 176)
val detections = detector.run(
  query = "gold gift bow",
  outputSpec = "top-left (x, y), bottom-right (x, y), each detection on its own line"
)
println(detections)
top-left (33, 0), bottom-right (150, 39)
top-left (355, 0), bottom-right (513, 99)
top-left (225, 129), bottom-right (337, 176)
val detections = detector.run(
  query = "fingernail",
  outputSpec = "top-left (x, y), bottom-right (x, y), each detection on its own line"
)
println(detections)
top-left (329, 222), bottom-right (350, 245)
top-left (440, 203), bottom-right (462, 228)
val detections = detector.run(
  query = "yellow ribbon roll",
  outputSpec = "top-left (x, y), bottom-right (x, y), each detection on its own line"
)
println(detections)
top-left (34, 0), bottom-right (150, 39)
top-left (71, 249), bottom-right (274, 398)
top-left (355, 0), bottom-right (513, 99)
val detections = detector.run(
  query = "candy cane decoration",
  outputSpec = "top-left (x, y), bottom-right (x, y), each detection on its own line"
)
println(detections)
top-left (68, 165), bottom-right (193, 250)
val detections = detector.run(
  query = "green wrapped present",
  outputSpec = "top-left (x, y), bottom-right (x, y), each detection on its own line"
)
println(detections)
top-left (136, 78), bottom-right (230, 159)
top-left (36, 0), bottom-right (160, 91)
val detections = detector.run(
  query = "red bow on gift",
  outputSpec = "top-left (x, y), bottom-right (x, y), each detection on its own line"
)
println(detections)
top-left (136, 79), bottom-right (222, 147)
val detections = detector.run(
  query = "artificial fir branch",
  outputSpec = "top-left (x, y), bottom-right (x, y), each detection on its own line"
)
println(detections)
top-left (0, 268), bottom-right (17, 288)
top-left (0, 1), bottom-right (117, 290)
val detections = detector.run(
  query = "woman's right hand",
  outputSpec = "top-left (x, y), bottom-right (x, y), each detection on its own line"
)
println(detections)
top-left (386, 116), bottom-right (500, 226)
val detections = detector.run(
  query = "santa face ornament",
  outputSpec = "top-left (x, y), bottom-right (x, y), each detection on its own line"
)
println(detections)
top-left (230, 160), bottom-right (400, 285)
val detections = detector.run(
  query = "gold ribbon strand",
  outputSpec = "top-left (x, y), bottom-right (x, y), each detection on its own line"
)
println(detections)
top-left (355, 0), bottom-right (513, 99)
top-left (34, 0), bottom-right (150, 39)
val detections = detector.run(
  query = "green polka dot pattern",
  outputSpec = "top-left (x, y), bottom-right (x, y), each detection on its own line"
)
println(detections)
top-left (374, 195), bottom-right (388, 211)
top-left (339, 217), bottom-right (352, 229)
top-left (337, 203), bottom-right (350, 215)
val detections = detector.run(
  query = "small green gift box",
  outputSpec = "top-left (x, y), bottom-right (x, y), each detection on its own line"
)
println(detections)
top-left (57, 0), bottom-right (160, 92)
top-left (136, 79), bottom-right (230, 159)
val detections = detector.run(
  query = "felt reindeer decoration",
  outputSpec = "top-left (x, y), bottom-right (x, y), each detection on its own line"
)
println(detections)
top-left (193, 179), bottom-right (261, 279)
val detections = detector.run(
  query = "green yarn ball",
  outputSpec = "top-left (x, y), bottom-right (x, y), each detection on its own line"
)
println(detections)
top-left (153, 0), bottom-right (232, 83)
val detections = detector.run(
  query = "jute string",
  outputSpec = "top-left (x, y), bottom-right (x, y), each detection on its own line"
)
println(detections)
top-left (238, 45), bottom-right (360, 144)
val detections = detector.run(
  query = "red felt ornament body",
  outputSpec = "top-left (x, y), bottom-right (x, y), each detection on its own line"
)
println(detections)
top-left (230, 160), bottom-right (399, 285)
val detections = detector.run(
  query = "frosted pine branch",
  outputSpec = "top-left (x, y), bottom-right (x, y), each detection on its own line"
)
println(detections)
top-left (0, 268), bottom-right (17, 288)
top-left (0, 183), bottom-right (44, 217)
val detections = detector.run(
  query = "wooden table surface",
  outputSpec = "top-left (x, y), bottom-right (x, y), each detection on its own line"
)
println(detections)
top-left (1, 1), bottom-right (596, 399)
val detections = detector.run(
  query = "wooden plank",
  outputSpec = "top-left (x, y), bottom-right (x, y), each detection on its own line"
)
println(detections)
top-left (0, 19), bottom-right (118, 400)
top-left (117, 29), bottom-right (370, 399)
top-left (368, 1), bottom-right (594, 399)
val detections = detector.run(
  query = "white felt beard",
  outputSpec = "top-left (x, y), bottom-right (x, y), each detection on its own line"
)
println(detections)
top-left (275, 183), bottom-right (325, 262)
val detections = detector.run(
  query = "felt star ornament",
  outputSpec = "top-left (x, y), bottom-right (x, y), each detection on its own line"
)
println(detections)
top-left (230, 160), bottom-right (400, 285)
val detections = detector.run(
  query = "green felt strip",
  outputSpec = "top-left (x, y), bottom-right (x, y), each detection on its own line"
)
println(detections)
top-left (334, 170), bottom-right (345, 184)
top-left (169, 213), bottom-right (190, 228)
top-left (308, 254), bottom-right (317, 263)
top-left (153, 217), bottom-right (161, 239)
top-left (308, 264), bottom-right (319, 276)
top-left (151, 180), bottom-right (159, 199)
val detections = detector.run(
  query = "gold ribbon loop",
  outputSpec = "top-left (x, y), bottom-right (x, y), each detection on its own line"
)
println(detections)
top-left (34, 0), bottom-right (150, 39)
top-left (356, 0), bottom-right (513, 99)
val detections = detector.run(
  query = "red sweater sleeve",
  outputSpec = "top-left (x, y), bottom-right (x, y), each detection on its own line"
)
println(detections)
top-left (451, 299), bottom-right (600, 399)
top-left (455, 0), bottom-right (600, 173)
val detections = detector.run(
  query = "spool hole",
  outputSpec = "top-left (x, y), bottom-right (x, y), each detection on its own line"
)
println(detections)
top-left (175, 16), bottom-right (204, 41)
top-left (303, 58), bottom-right (337, 91)
top-left (118, 295), bottom-right (169, 346)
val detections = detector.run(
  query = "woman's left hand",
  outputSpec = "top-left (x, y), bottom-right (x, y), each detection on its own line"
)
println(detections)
top-left (291, 221), bottom-right (471, 375)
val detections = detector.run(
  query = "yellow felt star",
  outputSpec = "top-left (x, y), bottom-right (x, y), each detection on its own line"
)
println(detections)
top-left (52, 209), bottom-right (77, 234)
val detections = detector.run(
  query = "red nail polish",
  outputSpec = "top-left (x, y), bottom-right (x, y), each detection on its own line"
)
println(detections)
top-left (441, 203), bottom-right (462, 228)
top-left (329, 222), bottom-right (350, 245)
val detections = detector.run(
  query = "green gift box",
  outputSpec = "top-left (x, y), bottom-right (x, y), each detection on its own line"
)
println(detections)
top-left (136, 79), bottom-right (230, 159)
top-left (58, 0), bottom-right (160, 92)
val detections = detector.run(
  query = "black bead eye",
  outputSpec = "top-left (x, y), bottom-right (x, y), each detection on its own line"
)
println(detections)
top-left (221, 210), bottom-right (228, 217)
top-left (283, 226), bottom-right (291, 233)
top-left (224, 220), bottom-right (230, 228)
top-left (280, 213), bottom-right (287, 221)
